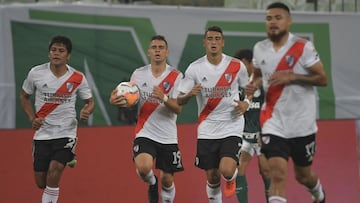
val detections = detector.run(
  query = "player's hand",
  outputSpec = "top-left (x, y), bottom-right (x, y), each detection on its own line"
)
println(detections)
top-left (188, 83), bottom-right (202, 97)
top-left (152, 86), bottom-right (164, 101)
top-left (268, 71), bottom-right (295, 86)
top-left (233, 100), bottom-right (249, 116)
top-left (32, 117), bottom-right (44, 130)
top-left (245, 81), bottom-right (257, 100)
top-left (80, 104), bottom-right (91, 121)
top-left (109, 89), bottom-right (127, 107)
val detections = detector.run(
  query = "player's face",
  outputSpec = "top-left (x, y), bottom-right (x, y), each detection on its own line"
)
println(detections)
top-left (148, 39), bottom-right (169, 64)
top-left (48, 43), bottom-right (70, 67)
top-left (203, 31), bottom-right (224, 56)
top-left (265, 8), bottom-right (291, 42)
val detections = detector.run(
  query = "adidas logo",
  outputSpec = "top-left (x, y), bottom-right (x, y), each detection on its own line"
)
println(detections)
top-left (201, 77), bottom-right (207, 82)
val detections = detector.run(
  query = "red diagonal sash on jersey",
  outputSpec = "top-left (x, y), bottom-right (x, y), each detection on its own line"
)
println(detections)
top-left (260, 40), bottom-right (306, 127)
top-left (36, 71), bottom-right (83, 118)
top-left (135, 70), bottom-right (180, 134)
top-left (197, 60), bottom-right (240, 125)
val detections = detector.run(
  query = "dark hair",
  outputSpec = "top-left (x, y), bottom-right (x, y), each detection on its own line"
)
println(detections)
top-left (48, 36), bottom-right (72, 53)
top-left (233, 49), bottom-right (253, 62)
top-left (204, 26), bottom-right (223, 38)
top-left (151, 35), bottom-right (168, 46)
top-left (267, 2), bottom-right (290, 15)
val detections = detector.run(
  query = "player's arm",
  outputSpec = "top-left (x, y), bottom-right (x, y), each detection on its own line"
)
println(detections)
top-left (19, 89), bottom-right (44, 130)
top-left (19, 89), bottom-right (36, 123)
top-left (177, 83), bottom-right (202, 105)
top-left (292, 61), bottom-right (327, 86)
top-left (268, 61), bottom-right (327, 87)
top-left (80, 97), bottom-right (95, 121)
top-left (152, 86), bottom-right (182, 114)
top-left (245, 68), bottom-right (263, 100)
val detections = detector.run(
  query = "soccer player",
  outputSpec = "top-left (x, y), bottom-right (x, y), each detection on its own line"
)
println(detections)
top-left (233, 49), bottom-right (271, 203)
top-left (177, 26), bottom-right (250, 203)
top-left (109, 35), bottom-right (184, 203)
top-left (20, 35), bottom-right (95, 203)
top-left (247, 2), bottom-right (328, 203)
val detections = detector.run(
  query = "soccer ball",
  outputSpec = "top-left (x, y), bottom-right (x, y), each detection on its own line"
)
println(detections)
top-left (116, 81), bottom-right (140, 107)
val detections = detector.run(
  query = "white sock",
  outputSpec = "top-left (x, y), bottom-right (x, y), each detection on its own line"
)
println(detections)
top-left (42, 186), bottom-right (59, 203)
top-left (309, 179), bottom-right (325, 201)
top-left (161, 183), bottom-right (175, 203)
top-left (206, 181), bottom-right (222, 203)
top-left (141, 169), bottom-right (156, 185)
top-left (269, 196), bottom-right (287, 203)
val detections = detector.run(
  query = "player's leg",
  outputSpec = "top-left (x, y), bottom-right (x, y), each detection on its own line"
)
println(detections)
top-left (156, 143), bottom-right (184, 203)
top-left (160, 172), bottom-right (175, 203)
top-left (133, 137), bottom-right (158, 203)
top-left (236, 140), bottom-right (253, 203)
top-left (195, 139), bottom-right (222, 203)
top-left (291, 134), bottom-right (325, 203)
top-left (32, 140), bottom-right (50, 189)
top-left (258, 154), bottom-right (271, 203)
top-left (219, 136), bottom-right (242, 198)
top-left (261, 134), bottom-right (289, 203)
top-left (206, 169), bottom-right (222, 203)
top-left (43, 138), bottom-right (75, 203)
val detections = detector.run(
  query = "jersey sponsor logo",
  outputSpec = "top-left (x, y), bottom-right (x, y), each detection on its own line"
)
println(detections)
top-left (36, 71), bottom-right (83, 118)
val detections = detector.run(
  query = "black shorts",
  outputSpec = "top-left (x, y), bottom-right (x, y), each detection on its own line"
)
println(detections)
top-left (195, 136), bottom-right (242, 170)
top-left (132, 137), bottom-right (184, 173)
top-left (32, 137), bottom-right (77, 172)
top-left (260, 134), bottom-right (316, 167)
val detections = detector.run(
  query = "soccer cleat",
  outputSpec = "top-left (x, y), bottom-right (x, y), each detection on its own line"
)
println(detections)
top-left (224, 180), bottom-right (236, 198)
top-left (67, 159), bottom-right (77, 168)
top-left (312, 189), bottom-right (325, 203)
top-left (148, 175), bottom-right (159, 203)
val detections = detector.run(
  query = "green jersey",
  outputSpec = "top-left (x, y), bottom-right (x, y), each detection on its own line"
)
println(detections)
top-left (239, 86), bottom-right (264, 141)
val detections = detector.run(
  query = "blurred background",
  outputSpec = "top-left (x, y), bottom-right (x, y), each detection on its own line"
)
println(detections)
top-left (1, 0), bottom-right (359, 13)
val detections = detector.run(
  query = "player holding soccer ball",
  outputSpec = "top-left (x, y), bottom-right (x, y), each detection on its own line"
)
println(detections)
top-left (109, 35), bottom-right (184, 203)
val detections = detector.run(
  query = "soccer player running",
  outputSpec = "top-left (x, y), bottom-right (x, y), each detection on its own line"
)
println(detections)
top-left (20, 35), bottom-right (95, 203)
top-left (247, 2), bottom-right (327, 203)
top-left (177, 26), bottom-right (250, 203)
top-left (109, 35), bottom-right (184, 203)
top-left (233, 49), bottom-right (271, 203)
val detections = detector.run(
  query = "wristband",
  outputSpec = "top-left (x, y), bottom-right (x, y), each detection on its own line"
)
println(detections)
top-left (163, 94), bottom-right (168, 103)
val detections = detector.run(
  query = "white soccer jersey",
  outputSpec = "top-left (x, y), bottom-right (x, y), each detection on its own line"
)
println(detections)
top-left (22, 63), bottom-right (92, 140)
top-left (130, 64), bottom-right (183, 144)
top-left (253, 33), bottom-right (320, 138)
top-left (178, 54), bottom-right (249, 139)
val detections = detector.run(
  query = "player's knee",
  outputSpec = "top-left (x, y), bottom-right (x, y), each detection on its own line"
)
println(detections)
top-left (35, 181), bottom-right (46, 189)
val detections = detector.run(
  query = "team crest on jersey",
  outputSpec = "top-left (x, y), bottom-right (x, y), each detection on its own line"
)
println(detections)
top-left (163, 81), bottom-right (171, 92)
top-left (66, 82), bottom-right (74, 92)
top-left (224, 73), bottom-right (232, 83)
top-left (285, 55), bottom-right (295, 67)
top-left (262, 135), bottom-right (270, 144)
